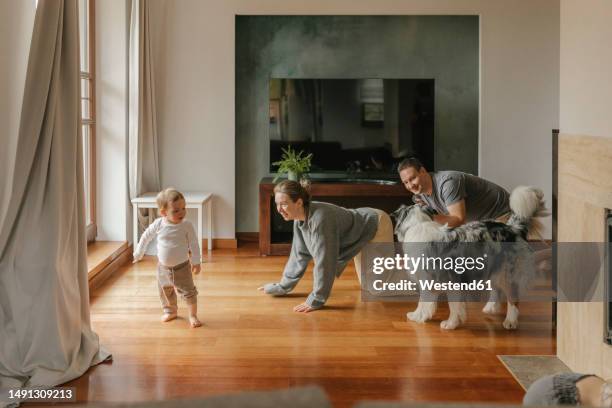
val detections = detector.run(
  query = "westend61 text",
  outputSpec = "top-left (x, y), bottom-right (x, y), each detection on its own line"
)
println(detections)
top-left (372, 279), bottom-right (493, 292)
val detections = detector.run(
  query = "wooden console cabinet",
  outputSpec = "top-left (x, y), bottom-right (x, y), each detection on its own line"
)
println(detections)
top-left (259, 177), bottom-right (411, 255)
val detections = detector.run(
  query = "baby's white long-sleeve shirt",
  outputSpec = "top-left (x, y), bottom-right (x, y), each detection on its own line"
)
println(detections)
top-left (133, 218), bottom-right (201, 266)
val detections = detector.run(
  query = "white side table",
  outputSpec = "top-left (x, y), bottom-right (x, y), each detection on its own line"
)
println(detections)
top-left (131, 192), bottom-right (213, 261)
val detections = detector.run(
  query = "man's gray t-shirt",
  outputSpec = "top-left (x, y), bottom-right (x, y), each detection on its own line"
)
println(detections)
top-left (416, 171), bottom-right (510, 221)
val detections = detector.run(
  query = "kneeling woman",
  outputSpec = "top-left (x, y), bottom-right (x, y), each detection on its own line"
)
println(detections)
top-left (259, 180), bottom-right (393, 313)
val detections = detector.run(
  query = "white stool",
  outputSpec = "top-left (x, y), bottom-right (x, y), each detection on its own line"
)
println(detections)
top-left (131, 192), bottom-right (213, 261)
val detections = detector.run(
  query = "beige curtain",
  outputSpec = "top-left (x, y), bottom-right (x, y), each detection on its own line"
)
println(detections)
top-left (129, 0), bottom-right (161, 239)
top-left (0, 0), bottom-right (110, 392)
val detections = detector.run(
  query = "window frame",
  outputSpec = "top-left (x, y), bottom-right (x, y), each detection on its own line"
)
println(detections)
top-left (79, 0), bottom-right (97, 242)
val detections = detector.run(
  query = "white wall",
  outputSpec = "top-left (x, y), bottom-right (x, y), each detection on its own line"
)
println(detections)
top-left (152, 0), bottom-right (235, 239)
top-left (96, 0), bottom-right (129, 241)
top-left (560, 0), bottom-right (612, 137)
top-left (0, 0), bottom-right (36, 228)
top-left (155, 0), bottom-right (559, 238)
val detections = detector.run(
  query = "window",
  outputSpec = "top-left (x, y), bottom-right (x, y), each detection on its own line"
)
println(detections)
top-left (78, 0), bottom-right (96, 241)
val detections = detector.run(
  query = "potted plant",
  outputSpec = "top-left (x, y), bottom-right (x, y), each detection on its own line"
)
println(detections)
top-left (272, 146), bottom-right (313, 182)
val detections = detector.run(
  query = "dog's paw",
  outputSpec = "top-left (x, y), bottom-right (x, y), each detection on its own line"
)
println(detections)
top-left (407, 310), bottom-right (429, 323)
top-left (407, 302), bottom-right (437, 323)
top-left (502, 303), bottom-right (519, 330)
top-left (482, 301), bottom-right (502, 315)
top-left (440, 319), bottom-right (461, 330)
top-left (502, 318), bottom-right (519, 330)
top-left (407, 310), bottom-right (423, 323)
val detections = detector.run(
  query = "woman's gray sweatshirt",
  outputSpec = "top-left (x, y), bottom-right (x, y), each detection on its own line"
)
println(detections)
top-left (278, 201), bottom-right (379, 308)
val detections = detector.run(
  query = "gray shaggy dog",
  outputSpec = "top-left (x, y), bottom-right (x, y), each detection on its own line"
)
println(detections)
top-left (391, 186), bottom-right (549, 330)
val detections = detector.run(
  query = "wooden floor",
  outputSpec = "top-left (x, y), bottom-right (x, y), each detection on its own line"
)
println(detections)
top-left (68, 243), bottom-right (555, 407)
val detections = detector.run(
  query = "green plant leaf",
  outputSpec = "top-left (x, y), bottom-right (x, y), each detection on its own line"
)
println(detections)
top-left (272, 145), bottom-right (313, 180)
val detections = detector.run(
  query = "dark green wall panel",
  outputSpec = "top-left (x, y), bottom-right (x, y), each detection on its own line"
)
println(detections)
top-left (236, 15), bottom-right (478, 232)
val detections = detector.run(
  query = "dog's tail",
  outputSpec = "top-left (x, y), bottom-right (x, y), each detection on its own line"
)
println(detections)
top-left (507, 186), bottom-right (549, 240)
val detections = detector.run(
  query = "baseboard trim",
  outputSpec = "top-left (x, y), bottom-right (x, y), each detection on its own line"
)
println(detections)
top-left (89, 244), bottom-right (133, 293)
top-left (236, 232), bottom-right (259, 243)
top-left (202, 238), bottom-right (238, 249)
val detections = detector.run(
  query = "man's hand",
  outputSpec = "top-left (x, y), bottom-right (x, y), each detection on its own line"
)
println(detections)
top-left (432, 199), bottom-right (466, 228)
top-left (132, 254), bottom-right (143, 264)
top-left (412, 195), bottom-right (426, 206)
top-left (293, 302), bottom-right (315, 313)
top-left (192, 264), bottom-right (201, 274)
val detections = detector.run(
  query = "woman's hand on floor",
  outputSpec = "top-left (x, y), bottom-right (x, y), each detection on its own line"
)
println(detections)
top-left (293, 302), bottom-right (315, 313)
top-left (258, 283), bottom-right (288, 296)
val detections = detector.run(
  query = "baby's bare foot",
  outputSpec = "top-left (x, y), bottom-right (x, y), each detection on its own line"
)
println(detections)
top-left (189, 315), bottom-right (202, 328)
top-left (161, 313), bottom-right (177, 322)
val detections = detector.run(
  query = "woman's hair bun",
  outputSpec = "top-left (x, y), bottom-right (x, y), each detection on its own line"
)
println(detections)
top-left (299, 178), bottom-right (311, 191)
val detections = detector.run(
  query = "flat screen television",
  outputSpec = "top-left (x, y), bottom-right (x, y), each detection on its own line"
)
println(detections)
top-left (269, 78), bottom-right (434, 179)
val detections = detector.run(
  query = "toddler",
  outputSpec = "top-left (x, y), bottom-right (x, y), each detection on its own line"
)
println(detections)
top-left (133, 188), bottom-right (202, 328)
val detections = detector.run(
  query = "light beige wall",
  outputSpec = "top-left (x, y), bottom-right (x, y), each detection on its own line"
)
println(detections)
top-left (0, 0), bottom-right (35, 228)
top-left (154, 0), bottom-right (559, 237)
top-left (560, 0), bottom-right (612, 138)
top-left (557, 0), bottom-right (612, 376)
top-left (557, 135), bottom-right (612, 378)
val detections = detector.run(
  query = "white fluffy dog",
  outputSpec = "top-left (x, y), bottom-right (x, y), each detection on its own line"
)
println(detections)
top-left (391, 186), bottom-right (549, 330)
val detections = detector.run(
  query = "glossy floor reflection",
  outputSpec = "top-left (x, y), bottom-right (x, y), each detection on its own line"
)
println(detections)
top-left (67, 243), bottom-right (555, 408)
